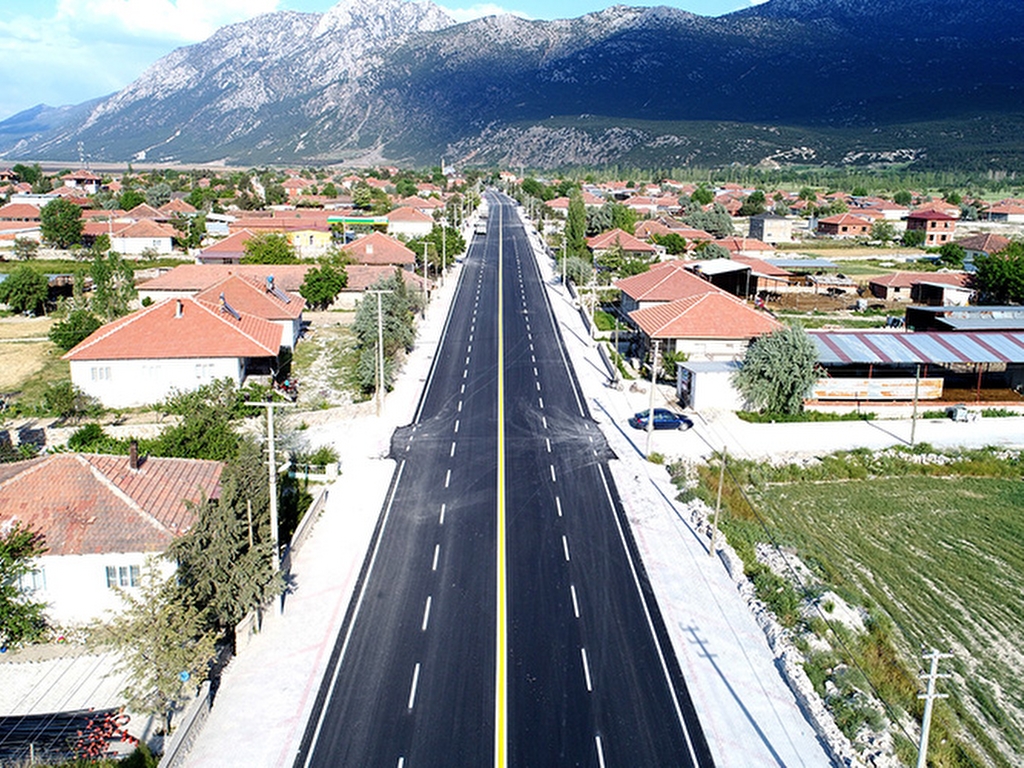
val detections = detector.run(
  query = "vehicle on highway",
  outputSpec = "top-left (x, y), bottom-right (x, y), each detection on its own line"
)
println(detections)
top-left (628, 408), bottom-right (693, 431)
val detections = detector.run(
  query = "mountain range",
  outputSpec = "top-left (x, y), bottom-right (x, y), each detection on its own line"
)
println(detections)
top-left (2, 0), bottom-right (1023, 170)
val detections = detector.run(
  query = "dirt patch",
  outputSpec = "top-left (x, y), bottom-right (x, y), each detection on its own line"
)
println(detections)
top-left (292, 310), bottom-right (364, 407)
top-left (0, 342), bottom-right (55, 391)
top-left (0, 315), bottom-right (54, 340)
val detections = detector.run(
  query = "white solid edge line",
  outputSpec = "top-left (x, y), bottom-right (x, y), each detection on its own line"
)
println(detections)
top-left (596, 464), bottom-right (702, 767)
top-left (302, 459), bottom-right (408, 767)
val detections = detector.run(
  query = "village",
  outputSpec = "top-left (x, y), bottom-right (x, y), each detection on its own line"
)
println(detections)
top-left (0, 163), bottom-right (1023, 765)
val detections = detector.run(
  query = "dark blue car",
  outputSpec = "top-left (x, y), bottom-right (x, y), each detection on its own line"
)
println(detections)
top-left (628, 408), bottom-right (693, 431)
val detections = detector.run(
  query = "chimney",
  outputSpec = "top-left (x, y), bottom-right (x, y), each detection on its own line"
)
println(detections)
top-left (129, 440), bottom-right (139, 471)
top-left (175, 300), bottom-right (183, 318)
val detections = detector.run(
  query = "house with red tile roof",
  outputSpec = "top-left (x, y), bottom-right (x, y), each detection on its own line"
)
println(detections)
top-left (713, 236), bottom-right (775, 257)
top-left (386, 206), bottom-right (434, 239)
top-left (334, 265), bottom-right (431, 309)
top-left (137, 263), bottom-right (311, 302)
top-left (0, 452), bottom-right (222, 625)
top-left (906, 210), bottom-right (957, 246)
top-left (194, 274), bottom-right (305, 349)
top-left (816, 213), bottom-right (873, 238)
top-left (986, 202), bottom-right (1024, 223)
top-left (197, 229), bottom-right (254, 265)
top-left (620, 195), bottom-right (658, 216)
top-left (64, 297), bottom-right (282, 407)
top-left (0, 202), bottom-right (41, 222)
top-left (868, 271), bottom-right (972, 304)
top-left (956, 233), bottom-right (1011, 263)
top-left (614, 260), bottom-right (720, 313)
top-left (629, 291), bottom-right (782, 361)
top-left (586, 228), bottom-right (657, 260)
top-left (912, 200), bottom-right (960, 219)
top-left (159, 198), bottom-right (198, 216)
top-left (109, 219), bottom-right (178, 256)
top-left (342, 231), bottom-right (417, 268)
top-left (61, 169), bottom-right (102, 195)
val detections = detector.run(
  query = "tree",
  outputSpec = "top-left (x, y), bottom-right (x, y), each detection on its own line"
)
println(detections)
top-left (353, 273), bottom-right (415, 393)
top-left (13, 237), bottom-right (39, 260)
top-left (893, 190), bottom-right (913, 206)
top-left (144, 183), bottom-right (173, 208)
top-left (43, 380), bottom-right (97, 421)
top-left (565, 189), bottom-right (588, 257)
top-left (737, 190), bottom-right (766, 217)
top-left (241, 232), bottom-right (297, 264)
top-left (733, 325), bottom-right (821, 415)
top-left (901, 229), bottom-right (927, 248)
top-left (101, 561), bottom-right (217, 729)
top-left (690, 185), bottom-right (714, 205)
top-left (0, 265), bottom-right (48, 314)
top-left (48, 309), bottom-right (103, 351)
top-left (321, 182), bottom-right (338, 198)
top-left (683, 201), bottom-right (734, 238)
top-left (155, 379), bottom-right (246, 461)
top-left (168, 438), bottom-right (281, 632)
top-left (40, 197), bottom-right (83, 249)
top-left (871, 220), bottom-right (897, 244)
top-left (0, 522), bottom-right (47, 649)
top-left (352, 182), bottom-right (374, 210)
top-left (937, 241), bottom-right (965, 269)
top-left (11, 163), bottom-right (42, 186)
top-left (651, 232), bottom-right (688, 255)
top-left (119, 189), bottom-right (145, 211)
top-left (972, 242), bottom-right (1024, 304)
top-left (300, 263), bottom-right (348, 310)
top-left (90, 251), bottom-right (136, 320)
top-left (693, 241), bottom-right (731, 260)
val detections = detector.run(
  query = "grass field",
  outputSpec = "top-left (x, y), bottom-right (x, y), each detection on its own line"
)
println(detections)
top-left (290, 311), bottom-right (365, 405)
top-left (685, 449), bottom-right (1024, 767)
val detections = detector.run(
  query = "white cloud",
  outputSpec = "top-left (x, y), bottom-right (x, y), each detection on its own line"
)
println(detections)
top-left (54, 0), bottom-right (280, 43)
top-left (437, 3), bottom-right (531, 23)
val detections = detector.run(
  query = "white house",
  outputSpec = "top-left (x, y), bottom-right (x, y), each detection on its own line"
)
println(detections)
top-left (64, 297), bottom-right (281, 408)
top-left (109, 219), bottom-right (177, 256)
top-left (0, 452), bottom-right (223, 626)
top-left (386, 206), bottom-right (434, 239)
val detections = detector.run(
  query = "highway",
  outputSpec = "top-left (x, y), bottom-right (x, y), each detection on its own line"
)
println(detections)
top-left (295, 192), bottom-right (713, 767)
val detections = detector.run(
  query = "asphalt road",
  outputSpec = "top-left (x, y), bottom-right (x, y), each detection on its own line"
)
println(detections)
top-left (295, 193), bottom-right (712, 767)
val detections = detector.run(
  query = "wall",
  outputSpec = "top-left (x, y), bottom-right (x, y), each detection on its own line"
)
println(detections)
top-left (29, 552), bottom-right (175, 626)
top-left (70, 356), bottom-right (243, 408)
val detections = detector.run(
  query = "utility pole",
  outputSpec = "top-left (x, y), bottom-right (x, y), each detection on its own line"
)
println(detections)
top-left (710, 448), bottom-right (726, 556)
top-left (366, 289), bottom-right (393, 416)
top-left (561, 237), bottom-right (567, 289)
top-left (645, 339), bottom-right (660, 455)
top-left (244, 398), bottom-right (296, 610)
top-left (441, 219), bottom-right (447, 286)
top-left (910, 364), bottom-right (921, 446)
top-left (422, 242), bottom-right (429, 315)
top-left (916, 649), bottom-right (952, 768)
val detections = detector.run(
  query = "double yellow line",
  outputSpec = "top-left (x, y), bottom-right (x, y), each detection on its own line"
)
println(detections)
top-left (495, 202), bottom-right (508, 768)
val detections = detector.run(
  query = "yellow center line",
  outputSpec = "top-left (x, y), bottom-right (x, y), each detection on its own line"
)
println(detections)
top-left (495, 201), bottom-right (508, 768)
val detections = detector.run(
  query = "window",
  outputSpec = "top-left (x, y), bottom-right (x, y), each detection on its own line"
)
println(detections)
top-left (106, 564), bottom-right (141, 588)
top-left (91, 366), bottom-right (111, 381)
top-left (20, 567), bottom-right (46, 592)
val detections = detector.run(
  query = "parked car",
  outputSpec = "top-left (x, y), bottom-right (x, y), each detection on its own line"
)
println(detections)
top-left (628, 408), bottom-right (693, 431)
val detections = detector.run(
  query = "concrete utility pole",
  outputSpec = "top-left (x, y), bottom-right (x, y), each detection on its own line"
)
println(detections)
top-left (710, 448), bottom-right (726, 556)
top-left (910, 364), bottom-right (921, 446)
top-left (645, 339), bottom-right (660, 455)
top-left (422, 242), bottom-right (429, 313)
top-left (365, 289), bottom-right (393, 416)
top-left (916, 649), bottom-right (952, 768)
top-left (561, 237), bottom-right (567, 289)
top-left (244, 398), bottom-right (296, 610)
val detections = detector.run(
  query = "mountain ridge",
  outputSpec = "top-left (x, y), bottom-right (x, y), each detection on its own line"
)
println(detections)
top-left (2, 0), bottom-right (1023, 170)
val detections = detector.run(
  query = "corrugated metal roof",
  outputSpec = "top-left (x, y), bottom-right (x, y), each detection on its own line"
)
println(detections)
top-left (811, 331), bottom-right (1024, 365)
top-left (765, 258), bottom-right (839, 269)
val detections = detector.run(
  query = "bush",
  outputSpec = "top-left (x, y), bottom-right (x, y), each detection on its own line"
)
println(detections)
top-left (48, 309), bottom-right (103, 351)
top-left (43, 380), bottom-right (99, 422)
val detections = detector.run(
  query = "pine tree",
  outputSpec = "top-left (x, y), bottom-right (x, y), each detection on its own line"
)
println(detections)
top-left (566, 189), bottom-right (588, 257)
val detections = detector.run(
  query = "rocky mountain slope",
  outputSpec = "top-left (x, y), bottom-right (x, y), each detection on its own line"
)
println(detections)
top-left (2, 0), bottom-right (1023, 169)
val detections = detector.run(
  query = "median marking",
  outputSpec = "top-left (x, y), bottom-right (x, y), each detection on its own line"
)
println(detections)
top-left (408, 663), bottom-right (421, 710)
top-left (570, 584), bottom-right (580, 618)
top-left (580, 648), bottom-right (592, 691)
top-left (421, 596), bottom-right (432, 631)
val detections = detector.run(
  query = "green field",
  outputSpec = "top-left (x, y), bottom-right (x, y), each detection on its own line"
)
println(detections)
top-left (685, 449), bottom-right (1024, 767)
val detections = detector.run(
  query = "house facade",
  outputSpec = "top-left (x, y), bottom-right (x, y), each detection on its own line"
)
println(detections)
top-left (64, 297), bottom-right (281, 407)
top-left (906, 211), bottom-right (956, 246)
top-left (747, 213), bottom-right (793, 244)
top-left (0, 452), bottom-right (222, 625)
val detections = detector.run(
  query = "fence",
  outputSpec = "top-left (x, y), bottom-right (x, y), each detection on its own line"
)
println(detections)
top-left (159, 681), bottom-right (212, 768)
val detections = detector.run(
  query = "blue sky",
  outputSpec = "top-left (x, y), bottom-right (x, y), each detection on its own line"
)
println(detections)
top-left (0, 0), bottom-right (757, 122)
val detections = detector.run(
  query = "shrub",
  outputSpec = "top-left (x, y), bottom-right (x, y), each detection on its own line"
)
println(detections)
top-left (48, 309), bottom-right (103, 351)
